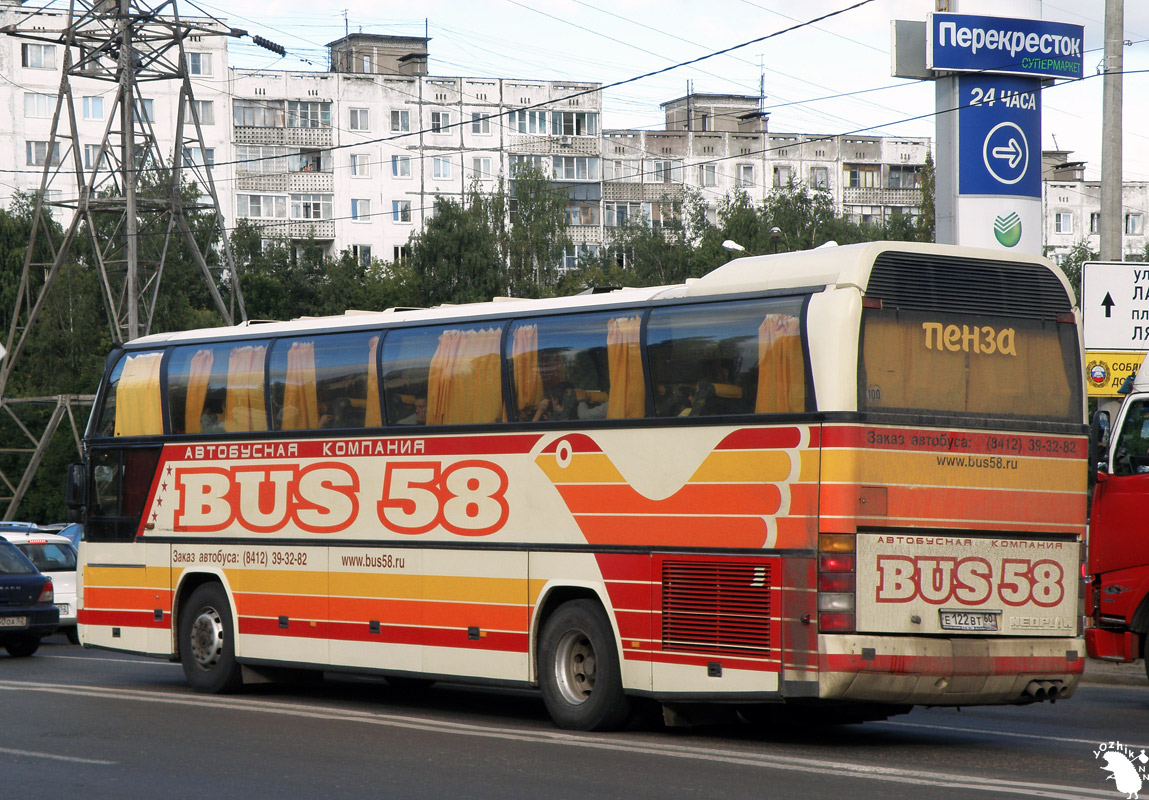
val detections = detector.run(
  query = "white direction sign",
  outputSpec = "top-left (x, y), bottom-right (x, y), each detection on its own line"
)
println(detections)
top-left (1082, 261), bottom-right (1149, 351)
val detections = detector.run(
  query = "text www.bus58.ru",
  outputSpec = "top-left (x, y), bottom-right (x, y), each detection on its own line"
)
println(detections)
top-left (936, 455), bottom-right (1019, 470)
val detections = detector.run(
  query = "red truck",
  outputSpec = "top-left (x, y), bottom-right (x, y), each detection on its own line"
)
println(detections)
top-left (1087, 376), bottom-right (1149, 681)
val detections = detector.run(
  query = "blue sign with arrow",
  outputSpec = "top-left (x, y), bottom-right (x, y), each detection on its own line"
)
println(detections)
top-left (958, 74), bottom-right (1041, 198)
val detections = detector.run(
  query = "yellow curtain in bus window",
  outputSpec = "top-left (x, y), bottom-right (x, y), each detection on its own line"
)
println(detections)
top-left (224, 345), bottom-right (268, 432)
top-left (365, 336), bottom-right (381, 427)
top-left (427, 328), bottom-right (504, 425)
top-left (114, 352), bottom-right (163, 436)
top-left (281, 341), bottom-right (319, 430)
top-left (607, 315), bottom-right (644, 419)
top-left (512, 324), bottom-right (543, 420)
top-left (183, 349), bottom-right (215, 434)
top-left (755, 313), bottom-right (805, 414)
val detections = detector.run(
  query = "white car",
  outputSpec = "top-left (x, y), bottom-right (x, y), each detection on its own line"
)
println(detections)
top-left (0, 529), bottom-right (78, 644)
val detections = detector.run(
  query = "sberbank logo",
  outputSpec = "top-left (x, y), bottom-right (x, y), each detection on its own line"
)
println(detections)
top-left (994, 212), bottom-right (1022, 247)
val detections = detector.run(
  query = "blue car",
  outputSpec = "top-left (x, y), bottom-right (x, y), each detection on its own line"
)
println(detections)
top-left (0, 539), bottom-right (59, 657)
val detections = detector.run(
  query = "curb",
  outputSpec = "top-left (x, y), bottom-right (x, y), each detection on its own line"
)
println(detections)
top-left (1082, 657), bottom-right (1146, 687)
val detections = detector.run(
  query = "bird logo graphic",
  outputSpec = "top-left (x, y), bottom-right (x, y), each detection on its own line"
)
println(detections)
top-left (533, 427), bottom-right (816, 550)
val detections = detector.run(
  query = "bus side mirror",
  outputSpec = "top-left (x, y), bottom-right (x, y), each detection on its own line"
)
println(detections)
top-left (1089, 410), bottom-right (1111, 485)
top-left (64, 463), bottom-right (87, 519)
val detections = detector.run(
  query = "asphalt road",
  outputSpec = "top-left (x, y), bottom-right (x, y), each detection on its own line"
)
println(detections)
top-left (1, 634), bottom-right (1146, 800)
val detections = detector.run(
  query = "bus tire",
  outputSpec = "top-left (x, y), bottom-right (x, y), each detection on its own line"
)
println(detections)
top-left (538, 599), bottom-right (629, 731)
top-left (180, 583), bottom-right (243, 694)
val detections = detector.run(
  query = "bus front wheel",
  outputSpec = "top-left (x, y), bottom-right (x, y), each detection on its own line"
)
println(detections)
top-left (179, 583), bottom-right (243, 694)
top-left (538, 600), bottom-right (629, 731)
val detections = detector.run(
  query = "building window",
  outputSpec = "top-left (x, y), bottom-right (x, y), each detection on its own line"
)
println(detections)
top-left (567, 204), bottom-right (600, 226)
top-left (1054, 212), bottom-right (1073, 234)
top-left (287, 101), bottom-right (331, 129)
top-left (562, 244), bottom-right (599, 270)
top-left (393, 245), bottom-right (411, 262)
top-left (236, 194), bottom-right (287, 219)
top-left (430, 111), bottom-right (450, 133)
top-left (604, 202), bottom-right (642, 227)
top-left (187, 52), bottom-right (212, 76)
top-left (392, 200), bottom-right (412, 223)
top-left (432, 156), bottom-right (452, 179)
top-left (552, 156), bottom-right (600, 181)
top-left (604, 159), bottom-right (641, 182)
top-left (391, 109), bottom-right (410, 132)
top-left (810, 166), bottom-right (829, 189)
top-left (737, 163), bottom-right (754, 187)
top-left (21, 43), bottom-right (56, 69)
top-left (550, 111), bottom-right (599, 136)
top-left (235, 145), bottom-right (290, 175)
top-left (509, 110), bottom-right (548, 134)
top-left (352, 244), bottom-right (372, 266)
top-left (509, 154), bottom-right (547, 175)
top-left (888, 164), bottom-right (922, 189)
top-left (25, 141), bottom-right (61, 167)
top-left (699, 164), bottom-right (717, 187)
top-left (1127, 213), bottom-right (1144, 236)
top-left (135, 99), bottom-right (155, 123)
top-left (189, 99), bottom-right (213, 125)
top-left (471, 113), bottom-right (490, 134)
top-left (845, 164), bottom-right (880, 188)
top-left (182, 147), bottom-right (214, 167)
top-left (350, 198), bottom-right (371, 222)
top-left (290, 193), bottom-right (333, 220)
top-left (24, 92), bottom-right (53, 118)
top-left (773, 165), bottom-right (793, 187)
top-left (349, 107), bottom-right (369, 131)
top-left (349, 153), bottom-right (370, 177)
top-left (84, 144), bottom-right (111, 170)
top-left (651, 159), bottom-right (683, 184)
top-left (1090, 212), bottom-right (1101, 234)
top-left (392, 155), bottom-right (411, 178)
top-left (234, 99), bottom-right (284, 128)
top-left (471, 157), bottom-right (493, 179)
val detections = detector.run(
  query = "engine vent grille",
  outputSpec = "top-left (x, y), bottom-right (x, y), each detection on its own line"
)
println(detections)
top-left (866, 251), bottom-right (1072, 320)
top-left (661, 560), bottom-right (773, 657)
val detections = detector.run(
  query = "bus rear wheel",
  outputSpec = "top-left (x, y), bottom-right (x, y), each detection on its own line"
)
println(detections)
top-left (538, 600), bottom-right (629, 731)
top-left (180, 583), bottom-right (243, 694)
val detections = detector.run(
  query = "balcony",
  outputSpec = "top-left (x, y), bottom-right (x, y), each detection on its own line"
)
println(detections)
top-left (234, 126), bottom-right (334, 148)
top-left (246, 219), bottom-right (336, 241)
top-left (842, 186), bottom-right (922, 207)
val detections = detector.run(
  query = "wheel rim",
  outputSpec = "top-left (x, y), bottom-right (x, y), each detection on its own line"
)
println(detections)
top-left (188, 605), bottom-right (225, 670)
top-left (553, 629), bottom-right (597, 705)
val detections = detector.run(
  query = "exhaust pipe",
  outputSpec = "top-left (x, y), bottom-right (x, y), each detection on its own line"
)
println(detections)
top-left (1023, 680), bottom-right (1065, 702)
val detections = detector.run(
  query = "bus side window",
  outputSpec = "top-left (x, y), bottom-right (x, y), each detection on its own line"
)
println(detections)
top-left (93, 350), bottom-right (165, 437)
top-left (168, 342), bottom-right (270, 434)
top-left (269, 332), bottom-right (381, 431)
top-left (384, 325), bottom-right (504, 426)
top-left (646, 298), bottom-right (807, 418)
top-left (507, 312), bottom-right (640, 422)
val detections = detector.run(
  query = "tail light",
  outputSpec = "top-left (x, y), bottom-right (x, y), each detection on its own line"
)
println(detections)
top-left (38, 577), bottom-right (54, 604)
top-left (818, 533), bottom-right (855, 633)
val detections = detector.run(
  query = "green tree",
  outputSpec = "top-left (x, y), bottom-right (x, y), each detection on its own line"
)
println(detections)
top-left (408, 193), bottom-right (502, 306)
top-left (487, 166), bottom-right (571, 297)
top-left (1051, 239), bottom-right (1095, 303)
top-left (916, 151), bottom-right (936, 243)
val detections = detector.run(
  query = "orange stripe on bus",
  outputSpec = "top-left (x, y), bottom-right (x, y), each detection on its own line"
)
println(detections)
top-left (329, 596), bottom-right (528, 631)
top-left (819, 483), bottom-right (1085, 526)
top-left (83, 586), bottom-right (172, 609)
top-left (574, 514), bottom-right (769, 548)
top-left (555, 483), bottom-right (782, 516)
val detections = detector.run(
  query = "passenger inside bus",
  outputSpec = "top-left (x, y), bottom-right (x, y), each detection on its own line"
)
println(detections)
top-left (530, 383), bottom-right (607, 421)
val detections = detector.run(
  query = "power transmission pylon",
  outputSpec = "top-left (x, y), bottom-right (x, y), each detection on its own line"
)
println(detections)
top-left (0, 0), bottom-right (253, 518)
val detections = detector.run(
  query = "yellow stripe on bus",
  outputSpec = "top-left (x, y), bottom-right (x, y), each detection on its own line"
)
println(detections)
top-left (821, 450), bottom-right (1085, 490)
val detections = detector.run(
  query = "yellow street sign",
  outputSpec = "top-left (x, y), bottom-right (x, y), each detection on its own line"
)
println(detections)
top-left (1085, 351), bottom-right (1146, 397)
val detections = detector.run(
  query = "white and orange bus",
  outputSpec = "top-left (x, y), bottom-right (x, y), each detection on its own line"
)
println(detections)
top-left (71, 241), bottom-right (1087, 730)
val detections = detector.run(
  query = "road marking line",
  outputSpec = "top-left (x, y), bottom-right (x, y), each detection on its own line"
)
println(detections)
top-left (0, 746), bottom-right (114, 765)
top-left (0, 680), bottom-right (1109, 799)
top-left (880, 719), bottom-right (1149, 751)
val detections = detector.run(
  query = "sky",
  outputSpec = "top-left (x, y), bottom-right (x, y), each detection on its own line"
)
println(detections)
top-left (180, 0), bottom-right (1149, 181)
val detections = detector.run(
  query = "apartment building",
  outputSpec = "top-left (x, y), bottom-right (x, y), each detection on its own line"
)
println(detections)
top-left (0, 10), bottom-right (929, 271)
top-left (1042, 150), bottom-right (1149, 264)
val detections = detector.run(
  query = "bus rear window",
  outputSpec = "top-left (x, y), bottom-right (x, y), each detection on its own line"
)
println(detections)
top-left (860, 309), bottom-right (1081, 422)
